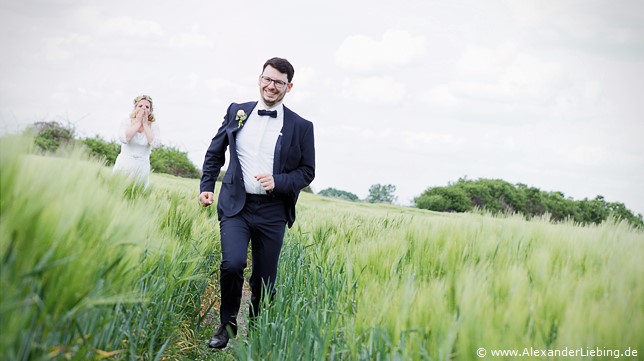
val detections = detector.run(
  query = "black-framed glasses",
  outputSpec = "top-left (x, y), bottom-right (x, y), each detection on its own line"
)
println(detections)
top-left (260, 76), bottom-right (288, 90)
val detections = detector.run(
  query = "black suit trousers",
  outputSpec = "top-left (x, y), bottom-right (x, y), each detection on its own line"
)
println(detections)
top-left (218, 194), bottom-right (287, 326)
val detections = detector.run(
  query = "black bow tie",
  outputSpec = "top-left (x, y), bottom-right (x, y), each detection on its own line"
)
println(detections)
top-left (257, 109), bottom-right (277, 118)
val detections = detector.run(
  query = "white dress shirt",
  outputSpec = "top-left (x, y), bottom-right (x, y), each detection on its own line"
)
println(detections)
top-left (236, 101), bottom-right (284, 194)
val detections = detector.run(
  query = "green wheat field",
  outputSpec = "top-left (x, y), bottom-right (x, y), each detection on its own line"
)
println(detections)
top-left (1, 136), bottom-right (643, 361)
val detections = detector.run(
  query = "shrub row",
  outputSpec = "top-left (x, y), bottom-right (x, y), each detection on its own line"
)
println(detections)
top-left (28, 121), bottom-right (200, 179)
top-left (415, 177), bottom-right (644, 228)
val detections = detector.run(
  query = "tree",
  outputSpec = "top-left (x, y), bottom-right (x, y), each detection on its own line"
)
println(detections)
top-left (543, 191), bottom-right (578, 222)
top-left (367, 184), bottom-right (397, 204)
top-left (518, 183), bottom-right (546, 216)
top-left (607, 201), bottom-right (644, 227)
top-left (318, 187), bottom-right (359, 201)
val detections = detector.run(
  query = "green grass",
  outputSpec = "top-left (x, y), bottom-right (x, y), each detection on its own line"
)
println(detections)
top-left (1, 136), bottom-right (219, 360)
top-left (2, 135), bottom-right (643, 360)
top-left (238, 199), bottom-right (642, 360)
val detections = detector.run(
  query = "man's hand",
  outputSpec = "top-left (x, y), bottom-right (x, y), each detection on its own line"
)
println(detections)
top-left (199, 191), bottom-right (215, 207)
top-left (255, 174), bottom-right (275, 192)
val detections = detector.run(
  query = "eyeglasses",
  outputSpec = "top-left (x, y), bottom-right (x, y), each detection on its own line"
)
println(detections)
top-left (260, 76), bottom-right (288, 90)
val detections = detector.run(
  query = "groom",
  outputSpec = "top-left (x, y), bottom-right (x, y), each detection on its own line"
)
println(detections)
top-left (199, 57), bottom-right (315, 349)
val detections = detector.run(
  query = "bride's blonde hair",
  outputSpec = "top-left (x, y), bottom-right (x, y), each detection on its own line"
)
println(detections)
top-left (130, 95), bottom-right (156, 123)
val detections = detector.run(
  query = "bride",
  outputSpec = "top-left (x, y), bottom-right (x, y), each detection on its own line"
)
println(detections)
top-left (112, 95), bottom-right (160, 187)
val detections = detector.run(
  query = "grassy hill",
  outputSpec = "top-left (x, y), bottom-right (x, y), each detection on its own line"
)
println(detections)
top-left (1, 136), bottom-right (643, 360)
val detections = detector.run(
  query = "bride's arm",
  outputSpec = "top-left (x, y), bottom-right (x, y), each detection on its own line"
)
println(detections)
top-left (142, 121), bottom-right (156, 145)
top-left (123, 121), bottom-right (140, 143)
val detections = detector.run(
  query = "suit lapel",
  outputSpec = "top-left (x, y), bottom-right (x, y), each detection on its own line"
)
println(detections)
top-left (278, 106), bottom-right (295, 173)
top-left (228, 103), bottom-right (257, 175)
top-left (231, 102), bottom-right (258, 133)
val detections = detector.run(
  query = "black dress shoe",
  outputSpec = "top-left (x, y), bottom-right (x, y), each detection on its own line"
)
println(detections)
top-left (208, 323), bottom-right (237, 349)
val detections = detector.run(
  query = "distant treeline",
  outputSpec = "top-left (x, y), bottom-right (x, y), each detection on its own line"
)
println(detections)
top-left (29, 121), bottom-right (200, 179)
top-left (414, 177), bottom-right (643, 228)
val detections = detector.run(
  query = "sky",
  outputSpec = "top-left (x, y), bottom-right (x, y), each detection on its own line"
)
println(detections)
top-left (1, 0), bottom-right (644, 216)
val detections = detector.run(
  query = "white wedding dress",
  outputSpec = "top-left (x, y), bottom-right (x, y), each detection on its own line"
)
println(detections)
top-left (112, 119), bottom-right (160, 187)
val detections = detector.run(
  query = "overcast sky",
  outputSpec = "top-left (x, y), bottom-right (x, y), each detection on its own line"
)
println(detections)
top-left (1, 0), bottom-right (643, 215)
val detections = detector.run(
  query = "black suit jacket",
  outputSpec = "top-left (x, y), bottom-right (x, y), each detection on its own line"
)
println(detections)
top-left (200, 101), bottom-right (315, 228)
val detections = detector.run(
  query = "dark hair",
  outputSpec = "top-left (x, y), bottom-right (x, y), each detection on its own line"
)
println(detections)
top-left (263, 57), bottom-right (295, 82)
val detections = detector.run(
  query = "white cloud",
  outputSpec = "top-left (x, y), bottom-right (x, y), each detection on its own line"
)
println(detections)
top-left (554, 11), bottom-right (643, 48)
top-left (418, 86), bottom-right (459, 107)
top-left (500, 53), bottom-right (564, 97)
top-left (45, 33), bottom-right (91, 61)
top-left (340, 76), bottom-right (406, 105)
top-left (424, 43), bottom-right (566, 109)
top-left (73, 6), bottom-right (101, 24)
top-left (74, 6), bottom-right (163, 38)
top-left (504, 0), bottom-right (644, 51)
top-left (203, 78), bottom-right (246, 94)
top-left (555, 80), bottom-right (602, 115)
top-left (102, 16), bottom-right (164, 38)
top-left (169, 24), bottom-right (212, 48)
top-left (456, 42), bottom-right (516, 78)
top-left (564, 145), bottom-right (643, 169)
top-left (293, 66), bottom-right (316, 86)
top-left (289, 66), bottom-right (317, 105)
top-left (457, 42), bottom-right (564, 95)
top-left (401, 130), bottom-right (464, 151)
top-left (335, 29), bottom-right (426, 72)
top-left (503, 0), bottom-right (582, 28)
top-left (325, 127), bottom-right (464, 155)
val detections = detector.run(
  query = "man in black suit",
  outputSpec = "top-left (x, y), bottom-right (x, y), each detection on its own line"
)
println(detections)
top-left (199, 57), bottom-right (315, 349)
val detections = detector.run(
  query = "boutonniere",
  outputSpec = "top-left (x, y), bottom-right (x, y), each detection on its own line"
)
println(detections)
top-left (236, 109), bottom-right (247, 129)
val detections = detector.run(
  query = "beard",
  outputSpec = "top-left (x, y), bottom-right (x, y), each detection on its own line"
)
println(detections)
top-left (260, 87), bottom-right (286, 107)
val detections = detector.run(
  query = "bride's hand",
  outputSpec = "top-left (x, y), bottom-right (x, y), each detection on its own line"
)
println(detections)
top-left (135, 109), bottom-right (145, 122)
top-left (141, 110), bottom-right (150, 127)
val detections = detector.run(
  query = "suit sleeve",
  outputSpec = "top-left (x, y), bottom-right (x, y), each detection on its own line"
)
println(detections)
top-left (273, 121), bottom-right (315, 197)
top-left (200, 105), bottom-right (233, 193)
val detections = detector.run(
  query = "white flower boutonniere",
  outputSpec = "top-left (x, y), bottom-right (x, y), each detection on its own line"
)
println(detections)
top-left (236, 109), bottom-right (247, 129)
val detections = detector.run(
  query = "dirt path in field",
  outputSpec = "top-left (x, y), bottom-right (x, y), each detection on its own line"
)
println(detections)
top-left (201, 280), bottom-right (252, 338)
top-left (237, 282), bottom-right (251, 337)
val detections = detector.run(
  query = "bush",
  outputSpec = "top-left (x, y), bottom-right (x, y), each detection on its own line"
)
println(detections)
top-left (414, 194), bottom-right (448, 211)
top-left (150, 145), bottom-right (200, 179)
top-left (22, 121), bottom-right (201, 179)
top-left (415, 177), bottom-right (644, 228)
top-left (414, 186), bottom-right (471, 212)
top-left (318, 187), bottom-right (359, 201)
top-left (28, 121), bottom-right (75, 152)
top-left (82, 136), bottom-right (120, 166)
